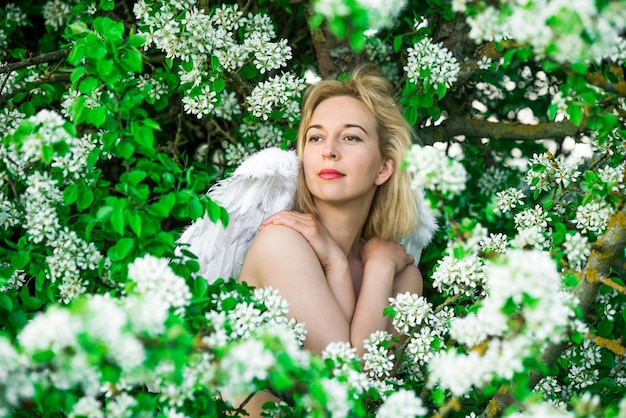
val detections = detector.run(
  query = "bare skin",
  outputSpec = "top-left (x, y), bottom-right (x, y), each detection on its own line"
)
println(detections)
top-left (234, 96), bottom-right (423, 416)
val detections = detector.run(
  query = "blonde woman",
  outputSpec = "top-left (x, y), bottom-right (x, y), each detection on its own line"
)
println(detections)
top-left (240, 64), bottom-right (423, 357)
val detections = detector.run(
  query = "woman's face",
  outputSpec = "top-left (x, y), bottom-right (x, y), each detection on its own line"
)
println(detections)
top-left (302, 95), bottom-right (393, 206)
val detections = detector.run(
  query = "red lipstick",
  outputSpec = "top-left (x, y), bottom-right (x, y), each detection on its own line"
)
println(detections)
top-left (319, 169), bottom-right (345, 179)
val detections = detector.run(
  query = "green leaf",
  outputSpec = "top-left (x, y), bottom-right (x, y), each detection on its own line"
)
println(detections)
top-left (596, 319), bottom-right (613, 337)
top-left (121, 48), bottom-right (143, 73)
top-left (571, 62), bottom-right (587, 74)
top-left (240, 64), bottom-right (258, 79)
top-left (437, 83), bottom-right (447, 100)
top-left (64, 184), bottom-right (78, 205)
top-left (76, 189), bottom-right (94, 211)
top-left (100, 0), bottom-right (115, 11)
top-left (41, 144), bottom-right (53, 164)
top-left (85, 44), bottom-right (107, 60)
top-left (79, 76), bottom-right (100, 94)
top-left (349, 31), bottom-right (366, 51)
top-left (67, 44), bottom-right (86, 66)
top-left (393, 35), bottom-right (403, 52)
top-left (70, 66), bottom-right (86, 85)
top-left (567, 103), bottom-right (584, 125)
top-left (213, 78), bottom-right (226, 93)
top-left (188, 197), bottom-right (204, 219)
top-left (0, 293), bottom-right (13, 311)
top-left (404, 105), bottom-right (418, 126)
top-left (116, 141), bottom-right (135, 159)
top-left (96, 205), bottom-right (114, 221)
top-left (111, 206), bottom-right (126, 235)
top-left (206, 200), bottom-right (220, 223)
top-left (128, 170), bottom-right (147, 185)
top-left (542, 200), bottom-right (554, 210)
top-left (128, 211), bottom-right (143, 236)
top-left (127, 34), bottom-right (146, 48)
top-left (116, 237), bottom-right (135, 259)
top-left (88, 106), bottom-right (107, 128)
top-left (94, 17), bottom-right (125, 42)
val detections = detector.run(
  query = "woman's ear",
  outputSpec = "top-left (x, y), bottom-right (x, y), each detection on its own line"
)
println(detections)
top-left (375, 158), bottom-right (394, 186)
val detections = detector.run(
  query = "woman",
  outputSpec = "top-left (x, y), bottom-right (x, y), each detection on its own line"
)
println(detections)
top-left (240, 64), bottom-right (422, 354)
top-left (236, 64), bottom-right (422, 414)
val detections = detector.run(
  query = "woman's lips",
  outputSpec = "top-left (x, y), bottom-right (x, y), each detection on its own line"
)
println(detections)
top-left (319, 169), bottom-right (345, 179)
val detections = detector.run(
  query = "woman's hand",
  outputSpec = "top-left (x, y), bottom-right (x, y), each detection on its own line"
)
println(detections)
top-left (360, 237), bottom-right (414, 276)
top-left (260, 210), bottom-right (345, 273)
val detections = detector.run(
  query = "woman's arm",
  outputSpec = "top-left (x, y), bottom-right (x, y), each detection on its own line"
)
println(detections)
top-left (258, 211), bottom-right (356, 322)
top-left (350, 238), bottom-right (420, 355)
top-left (239, 224), bottom-right (354, 355)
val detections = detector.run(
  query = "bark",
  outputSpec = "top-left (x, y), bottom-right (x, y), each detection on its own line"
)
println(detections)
top-left (417, 117), bottom-right (583, 145)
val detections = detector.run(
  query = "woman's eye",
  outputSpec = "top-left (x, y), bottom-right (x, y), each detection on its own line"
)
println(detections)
top-left (307, 135), bottom-right (323, 142)
top-left (344, 135), bottom-right (362, 142)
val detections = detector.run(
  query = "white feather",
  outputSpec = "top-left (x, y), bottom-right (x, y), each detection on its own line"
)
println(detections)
top-left (399, 190), bottom-right (438, 265)
top-left (176, 147), bottom-right (300, 283)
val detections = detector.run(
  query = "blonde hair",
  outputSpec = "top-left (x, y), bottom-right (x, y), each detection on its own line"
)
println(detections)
top-left (292, 64), bottom-right (418, 240)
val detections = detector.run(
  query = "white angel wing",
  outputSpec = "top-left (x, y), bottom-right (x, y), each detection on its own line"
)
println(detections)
top-left (399, 189), bottom-right (438, 265)
top-left (176, 147), bottom-right (300, 283)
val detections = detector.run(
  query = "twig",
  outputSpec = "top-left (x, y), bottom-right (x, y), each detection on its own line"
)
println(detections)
top-left (0, 49), bottom-right (71, 75)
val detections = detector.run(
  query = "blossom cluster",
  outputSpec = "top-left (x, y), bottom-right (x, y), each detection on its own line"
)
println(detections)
top-left (42, 0), bottom-right (72, 30)
top-left (525, 152), bottom-right (581, 191)
top-left (404, 36), bottom-right (460, 89)
top-left (134, 1), bottom-right (303, 121)
top-left (405, 144), bottom-right (467, 196)
top-left (0, 110), bottom-right (103, 303)
top-left (495, 187), bottom-right (526, 213)
top-left (0, 4), bottom-right (28, 59)
top-left (431, 254), bottom-right (486, 298)
top-left (203, 286), bottom-right (306, 350)
top-left (428, 250), bottom-right (575, 396)
top-left (461, 0), bottom-right (626, 64)
top-left (246, 72), bottom-right (306, 121)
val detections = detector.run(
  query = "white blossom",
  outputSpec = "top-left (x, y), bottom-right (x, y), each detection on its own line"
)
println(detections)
top-left (495, 187), bottom-right (525, 214)
top-left (563, 232), bottom-right (590, 271)
top-left (246, 72), bottom-right (306, 121)
top-left (322, 342), bottom-right (357, 364)
top-left (219, 338), bottom-right (275, 399)
top-left (404, 37), bottom-right (460, 88)
top-left (431, 254), bottom-right (485, 298)
top-left (376, 389), bottom-right (427, 417)
top-left (514, 205), bottom-right (552, 230)
top-left (214, 90), bottom-right (241, 121)
top-left (525, 152), bottom-right (580, 191)
top-left (388, 292), bottom-right (432, 334)
top-left (69, 396), bottom-right (103, 418)
top-left (127, 255), bottom-right (192, 316)
top-left (42, 0), bottom-right (71, 31)
top-left (405, 145), bottom-right (467, 196)
top-left (480, 233), bottom-right (508, 254)
top-left (575, 199), bottom-right (611, 234)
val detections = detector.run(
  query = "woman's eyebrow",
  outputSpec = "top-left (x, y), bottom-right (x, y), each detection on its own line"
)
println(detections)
top-left (305, 123), bottom-right (369, 135)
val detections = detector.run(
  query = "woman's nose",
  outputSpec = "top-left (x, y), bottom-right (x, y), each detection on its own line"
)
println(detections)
top-left (322, 138), bottom-right (338, 159)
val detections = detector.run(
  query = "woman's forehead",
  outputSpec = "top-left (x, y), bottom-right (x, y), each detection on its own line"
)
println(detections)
top-left (309, 96), bottom-right (375, 127)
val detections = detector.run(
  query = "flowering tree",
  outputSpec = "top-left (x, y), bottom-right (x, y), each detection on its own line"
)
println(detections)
top-left (0, 0), bottom-right (625, 417)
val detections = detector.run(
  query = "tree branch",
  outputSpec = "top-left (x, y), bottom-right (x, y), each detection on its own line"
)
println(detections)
top-left (0, 73), bottom-right (71, 106)
top-left (0, 49), bottom-right (71, 75)
top-left (486, 203), bottom-right (626, 416)
top-left (417, 117), bottom-right (583, 145)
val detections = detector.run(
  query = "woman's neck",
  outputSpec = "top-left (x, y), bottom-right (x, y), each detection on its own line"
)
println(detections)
top-left (314, 199), bottom-right (371, 259)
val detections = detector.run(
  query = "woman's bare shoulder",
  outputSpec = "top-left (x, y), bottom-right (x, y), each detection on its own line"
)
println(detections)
top-left (240, 224), bottom-right (319, 285)
top-left (250, 223), bottom-right (312, 250)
